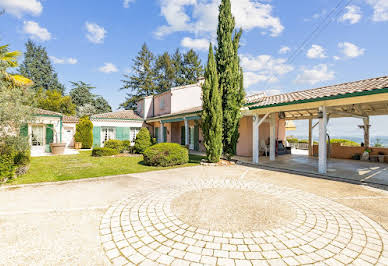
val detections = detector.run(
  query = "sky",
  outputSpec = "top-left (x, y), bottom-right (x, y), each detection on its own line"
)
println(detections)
top-left (0, 0), bottom-right (387, 138)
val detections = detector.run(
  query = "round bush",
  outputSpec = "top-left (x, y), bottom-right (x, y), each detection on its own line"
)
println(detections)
top-left (135, 128), bottom-right (152, 154)
top-left (104, 139), bottom-right (124, 152)
top-left (143, 143), bottom-right (189, 167)
top-left (92, 147), bottom-right (119, 157)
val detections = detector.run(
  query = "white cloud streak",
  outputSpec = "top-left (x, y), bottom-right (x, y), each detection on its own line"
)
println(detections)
top-left (99, 63), bottom-right (118, 73)
top-left (278, 46), bottom-right (290, 54)
top-left (50, 56), bottom-right (78, 65)
top-left (123, 0), bottom-right (135, 8)
top-left (306, 44), bottom-right (327, 59)
top-left (338, 42), bottom-right (365, 58)
top-left (85, 22), bottom-right (106, 44)
top-left (295, 64), bottom-right (335, 85)
top-left (181, 37), bottom-right (210, 51)
top-left (339, 5), bottom-right (362, 24)
top-left (23, 21), bottom-right (51, 41)
top-left (366, 0), bottom-right (388, 22)
top-left (0, 0), bottom-right (42, 18)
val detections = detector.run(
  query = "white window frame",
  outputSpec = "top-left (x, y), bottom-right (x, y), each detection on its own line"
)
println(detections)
top-left (130, 127), bottom-right (141, 143)
top-left (101, 127), bottom-right (116, 146)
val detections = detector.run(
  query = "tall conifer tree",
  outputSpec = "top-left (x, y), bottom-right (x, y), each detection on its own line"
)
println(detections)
top-left (215, 0), bottom-right (244, 159)
top-left (201, 44), bottom-right (222, 163)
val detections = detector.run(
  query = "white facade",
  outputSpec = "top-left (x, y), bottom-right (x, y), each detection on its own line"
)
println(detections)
top-left (171, 84), bottom-right (202, 114)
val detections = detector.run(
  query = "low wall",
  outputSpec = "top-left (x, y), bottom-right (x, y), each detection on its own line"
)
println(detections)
top-left (313, 144), bottom-right (388, 163)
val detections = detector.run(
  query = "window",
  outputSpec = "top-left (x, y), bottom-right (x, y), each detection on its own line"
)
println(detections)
top-left (130, 127), bottom-right (141, 142)
top-left (102, 127), bottom-right (115, 146)
top-left (160, 98), bottom-right (165, 110)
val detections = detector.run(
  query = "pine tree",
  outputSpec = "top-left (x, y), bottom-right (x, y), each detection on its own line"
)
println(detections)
top-left (94, 96), bottom-right (112, 114)
top-left (182, 49), bottom-right (204, 84)
top-left (69, 81), bottom-right (95, 107)
top-left (18, 40), bottom-right (65, 94)
top-left (201, 44), bottom-right (222, 163)
top-left (120, 43), bottom-right (156, 110)
top-left (155, 52), bottom-right (175, 92)
top-left (171, 49), bottom-right (185, 86)
top-left (215, 0), bottom-right (244, 159)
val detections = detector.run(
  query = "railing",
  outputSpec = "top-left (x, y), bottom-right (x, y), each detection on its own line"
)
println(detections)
top-left (289, 142), bottom-right (309, 150)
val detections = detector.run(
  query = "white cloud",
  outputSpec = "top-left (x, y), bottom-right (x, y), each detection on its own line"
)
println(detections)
top-left (155, 0), bottom-right (283, 38)
top-left (0, 0), bottom-right (42, 18)
top-left (366, 0), bottom-right (388, 22)
top-left (241, 54), bottom-right (293, 87)
top-left (50, 56), bottom-right (78, 65)
top-left (278, 46), bottom-right (290, 54)
top-left (85, 22), bottom-right (106, 44)
top-left (295, 64), bottom-right (335, 85)
top-left (99, 63), bottom-right (118, 73)
top-left (306, 44), bottom-right (327, 59)
top-left (338, 42), bottom-right (365, 58)
top-left (181, 37), bottom-right (209, 51)
top-left (23, 21), bottom-right (51, 41)
top-left (339, 5), bottom-right (362, 24)
top-left (333, 56), bottom-right (341, 60)
top-left (123, 0), bottom-right (135, 8)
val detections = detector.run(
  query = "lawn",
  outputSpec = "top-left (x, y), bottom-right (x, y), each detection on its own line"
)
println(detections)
top-left (7, 151), bottom-right (204, 185)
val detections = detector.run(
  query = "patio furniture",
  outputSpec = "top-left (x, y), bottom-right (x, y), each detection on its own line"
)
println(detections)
top-left (277, 140), bottom-right (291, 155)
top-left (260, 140), bottom-right (269, 156)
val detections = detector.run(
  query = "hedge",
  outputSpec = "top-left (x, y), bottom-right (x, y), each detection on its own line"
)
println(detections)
top-left (135, 128), bottom-right (152, 154)
top-left (74, 117), bottom-right (93, 149)
top-left (92, 147), bottom-right (119, 157)
top-left (143, 143), bottom-right (189, 167)
top-left (104, 139), bottom-right (124, 152)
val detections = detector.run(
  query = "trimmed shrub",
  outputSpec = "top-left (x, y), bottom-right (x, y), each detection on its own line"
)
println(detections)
top-left (74, 117), bottom-right (93, 149)
top-left (92, 147), bottom-right (119, 157)
top-left (104, 139), bottom-right (124, 152)
top-left (135, 128), bottom-right (152, 154)
top-left (122, 140), bottom-right (134, 153)
top-left (0, 151), bottom-right (16, 182)
top-left (143, 143), bottom-right (189, 167)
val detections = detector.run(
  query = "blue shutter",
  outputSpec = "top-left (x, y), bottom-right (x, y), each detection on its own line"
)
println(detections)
top-left (93, 127), bottom-right (101, 147)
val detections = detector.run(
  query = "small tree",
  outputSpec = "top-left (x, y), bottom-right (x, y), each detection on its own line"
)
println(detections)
top-left (201, 44), bottom-right (222, 163)
top-left (134, 127), bottom-right (152, 154)
top-left (74, 117), bottom-right (93, 149)
top-left (36, 89), bottom-right (76, 115)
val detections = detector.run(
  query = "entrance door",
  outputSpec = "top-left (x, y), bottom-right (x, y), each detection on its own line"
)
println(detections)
top-left (31, 125), bottom-right (45, 153)
top-left (63, 127), bottom-right (74, 148)
top-left (101, 127), bottom-right (115, 146)
top-left (189, 127), bottom-right (194, 150)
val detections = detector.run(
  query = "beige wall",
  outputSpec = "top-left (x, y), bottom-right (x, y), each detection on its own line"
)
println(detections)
top-left (154, 92), bottom-right (171, 117)
top-left (236, 115), bottom-right (286, 157)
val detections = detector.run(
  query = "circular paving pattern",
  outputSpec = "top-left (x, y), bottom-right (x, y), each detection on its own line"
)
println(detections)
top-left (99, 179), bottom-right (388, 265)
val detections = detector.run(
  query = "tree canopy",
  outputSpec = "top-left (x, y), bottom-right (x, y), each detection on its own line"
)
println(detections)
top-left (36, 89), bottom-right (76, 116)
top-left (120, 44), bottom-right (204, 110)
top-left (18, 40), bottom-right (65, 94)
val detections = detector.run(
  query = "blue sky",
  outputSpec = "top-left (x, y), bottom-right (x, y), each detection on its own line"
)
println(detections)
top-left (1, 0), bottom-right (387, 137)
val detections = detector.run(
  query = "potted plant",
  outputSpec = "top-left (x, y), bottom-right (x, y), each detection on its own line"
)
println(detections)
top-left (49, 127), bottom-right (66, 155)
top-left (74, 142), bottom-right (82, 149)
top-left (378, 151), bottom-right (385, 163)
top-left (361, 148), bottom-right (371, 161)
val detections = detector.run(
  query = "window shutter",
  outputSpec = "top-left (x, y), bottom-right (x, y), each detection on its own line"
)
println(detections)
top-left (163, 127), bottom-right (167, 143)
top-left (20, 124), bottom-right (28, 137)
top-left (155, 127), bottom-right (159, 143)
top-left (93, 126), bottom-right (101, 147)
top-left (194, 125), bottom-right (199, 151)
top-left (45, 124), bottom-right (54, 152)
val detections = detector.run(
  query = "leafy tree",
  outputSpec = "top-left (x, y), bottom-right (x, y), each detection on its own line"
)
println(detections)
top-left (37, 89), bottom-right (76, 116)
top-left (18, 40), bottom-right (65, 94)
top-left (74, 117), bottom-right (93, 149)
top-left (155, 52), bottom-right (175, 92)
top-left (182, 49), bottom-right (204, 84)
top-left (94, 96), bottom-right (112, 114)
top-left (201, 44), bottom-right (222, 163)
top-left (69, 81), bottom-right (112, 116)
top-left (69, 81), bottom-right (95, 107)
top-left (121, 43), bottom-right (156, 110)
top-left (216, 0), bottom-right (244, 159)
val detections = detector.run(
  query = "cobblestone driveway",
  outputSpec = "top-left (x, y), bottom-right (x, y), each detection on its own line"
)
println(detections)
top-left (100, 178), bottom-right (388, 265)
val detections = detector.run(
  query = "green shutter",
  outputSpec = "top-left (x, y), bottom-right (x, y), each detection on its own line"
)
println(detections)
top-left (181, 126), bottom-right (185, 145)
top-left (163, 127), bottom-right (167, 143)
top-left (194, 125), bottom-right (199, 151)
top-left (116, 127), bottom-right (130, 141)
top-left (93, 126), bottom-right (101, 147)
top-left (155, 127), bottom-right (159, 143)
top-left (45, 124), bottom-right (54, 152)
top-left (20, 124), bottom-right (28, 138)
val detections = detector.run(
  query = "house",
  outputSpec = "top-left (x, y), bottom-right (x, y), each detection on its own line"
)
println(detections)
top-left (27, 109), bottom-right (143, 155)
top-left (136, 79), bottom-right (286, 157)
top-left (90, 110), bottom-right (144, 147)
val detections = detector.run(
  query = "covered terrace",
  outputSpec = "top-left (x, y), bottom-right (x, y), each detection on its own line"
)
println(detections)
top-left (242, 76), bottom-right (388, 184)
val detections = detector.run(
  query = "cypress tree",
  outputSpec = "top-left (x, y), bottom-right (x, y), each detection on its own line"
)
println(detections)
top-left (201, 44), bottom-right (222, 163)
top-left (215, 0), bottom-right (244, 159)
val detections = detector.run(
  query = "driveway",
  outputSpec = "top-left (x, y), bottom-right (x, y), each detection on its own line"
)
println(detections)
top-left (1, 165), bottom-right (388, 265)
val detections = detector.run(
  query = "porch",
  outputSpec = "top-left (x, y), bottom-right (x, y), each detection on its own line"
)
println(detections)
top-left (235, 153), bottom-right (388, 186)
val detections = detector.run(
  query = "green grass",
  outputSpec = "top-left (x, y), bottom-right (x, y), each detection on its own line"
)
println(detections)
top-left (7, 151), bottom-right (204, 185)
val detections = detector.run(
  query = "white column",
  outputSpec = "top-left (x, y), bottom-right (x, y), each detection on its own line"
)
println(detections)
top-left (363, 117), bottom-right (370, 148)
top-left (252, 115), bottom-right (259, 164)
top-left (159, 121), bottom-right (164, 143)
top-left (270, 114), bottom-right (276, 161)
top-left (184, 118), bottom-right (189, 146)
top-left (318, 106), bottom-right (327, 174)
top-left (308, 118), bottom-right (313, 156)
